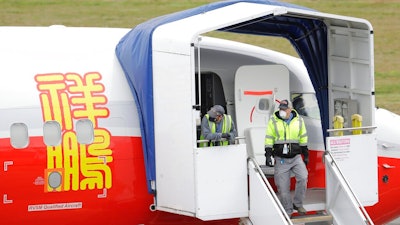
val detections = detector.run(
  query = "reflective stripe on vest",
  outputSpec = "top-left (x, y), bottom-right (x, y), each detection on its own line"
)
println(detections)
top-left (265, 112), bottom-right (307, 148)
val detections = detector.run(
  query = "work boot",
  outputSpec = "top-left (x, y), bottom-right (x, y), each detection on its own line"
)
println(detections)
top-left (293, 204), bottom-right (307, 215)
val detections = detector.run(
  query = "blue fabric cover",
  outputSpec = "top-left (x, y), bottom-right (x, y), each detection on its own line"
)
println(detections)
top-left (115, 0), bottom-right (328, 192)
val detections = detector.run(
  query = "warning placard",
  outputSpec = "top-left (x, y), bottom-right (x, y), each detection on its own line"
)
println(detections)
top-left (329, 138), bottom-right (351, 161)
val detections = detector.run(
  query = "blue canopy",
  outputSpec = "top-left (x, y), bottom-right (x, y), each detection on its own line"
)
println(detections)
top-left (115, 0), bottom-right (329, 192)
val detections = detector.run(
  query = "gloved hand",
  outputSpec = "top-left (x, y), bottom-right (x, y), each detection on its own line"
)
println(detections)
top-left (301, 146), bottom-right (309, 166)
top-left (208, 117), bottom-right (217, 122)
top-left (221, 133), bottom-right (230, 139)
top-left (265, 147), bottom-right (274, 167)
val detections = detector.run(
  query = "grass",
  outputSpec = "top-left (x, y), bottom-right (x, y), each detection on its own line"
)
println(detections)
top-left (0, 0), bottom-right (399, 113)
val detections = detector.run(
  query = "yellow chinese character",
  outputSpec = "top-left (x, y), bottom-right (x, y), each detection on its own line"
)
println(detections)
top-left (36, 72), bottom-right (114, 193)
top-left (80, 128), bottom-right (113, 190)
top-left (66, 72), bottom-right (109, 127)
top-left (35, 73), bottom-right (73, 130)
top-left (62, 131), bottom-right (80, 191)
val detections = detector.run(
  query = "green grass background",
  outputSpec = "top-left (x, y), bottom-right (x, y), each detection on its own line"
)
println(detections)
top-left (1, 0), bottom-right (399, 114)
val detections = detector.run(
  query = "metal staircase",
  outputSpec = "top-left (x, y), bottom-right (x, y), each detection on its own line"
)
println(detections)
top-left (260, 166), bottom-right (332, 224)
top-left (290, 189), bottom-right (333, 225)
top-left (247, 157), bottom-right (374, 225)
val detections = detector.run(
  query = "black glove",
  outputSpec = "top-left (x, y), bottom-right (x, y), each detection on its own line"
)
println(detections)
top-left (221, 133), bottom-right (230, 139)
top-left (208, 117), bottom-right (217, 122)
top-left (301, 146), bottom-right (309, 166)
top-left (265, 147), bottom-right (274, 167)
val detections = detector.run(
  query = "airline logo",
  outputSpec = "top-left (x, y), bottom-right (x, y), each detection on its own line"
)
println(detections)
top-left (35, 72), bottom-right (113, 193)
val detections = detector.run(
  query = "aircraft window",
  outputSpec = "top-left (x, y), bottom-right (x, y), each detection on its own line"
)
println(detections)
top-left (76, 119), bottom-right (94, 144)
top-left (43, 121), bottom-right (62, 146)
top-left (10, 123), bottom-right (29, 149)
top-left (258, 98), bottom-right (270, 111)
top-left (292, 93), bottom-right (321, 120)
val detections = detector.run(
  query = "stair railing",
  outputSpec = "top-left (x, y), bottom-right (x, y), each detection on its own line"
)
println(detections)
top-left (248, 157), bottom-right (293, 225)
top-left (324, 151), bottom-right (374, 225)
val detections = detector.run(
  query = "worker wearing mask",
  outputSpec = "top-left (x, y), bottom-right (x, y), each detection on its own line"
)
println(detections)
top-left (265, 99), bottom-right (309, 217)
top-left (200, 105), bottom-right (237, 146)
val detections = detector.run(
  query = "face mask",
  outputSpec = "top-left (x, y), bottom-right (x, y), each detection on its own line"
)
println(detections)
top-left (279, 110), bottom-right (287, 118)
top-left (215, 115), bottom-right (222, 123)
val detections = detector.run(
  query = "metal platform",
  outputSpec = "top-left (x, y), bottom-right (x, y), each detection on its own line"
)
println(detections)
top-left (291, 213), bottom-right (333, 225)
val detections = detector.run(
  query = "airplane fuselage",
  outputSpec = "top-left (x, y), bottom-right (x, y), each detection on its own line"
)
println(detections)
top-left (0, 20), bottom-right (399, 225)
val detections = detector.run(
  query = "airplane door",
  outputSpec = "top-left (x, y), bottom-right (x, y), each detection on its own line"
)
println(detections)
top-left (235, 65), bottom-right (289, 163)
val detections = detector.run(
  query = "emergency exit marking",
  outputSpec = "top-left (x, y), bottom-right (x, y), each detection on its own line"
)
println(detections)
top-left (3, 161), bottom-right (13, 171)
top-left (97, 188), bottom-right (107, 198)
top-left (3, 194), bottom-right (13, 204)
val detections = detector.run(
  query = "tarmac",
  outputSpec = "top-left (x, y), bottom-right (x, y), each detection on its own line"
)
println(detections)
top-left (387, 217), bottom-right (400, 225)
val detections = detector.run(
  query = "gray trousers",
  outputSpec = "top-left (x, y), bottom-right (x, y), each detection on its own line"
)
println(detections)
top-left (274, 154), bottom-right (308, 215)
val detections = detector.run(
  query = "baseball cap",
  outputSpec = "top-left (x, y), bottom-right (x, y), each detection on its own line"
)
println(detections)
top-left (279, 99), bottom-right (291, 110)
top-left (207, 105), bottom-right (225, 117)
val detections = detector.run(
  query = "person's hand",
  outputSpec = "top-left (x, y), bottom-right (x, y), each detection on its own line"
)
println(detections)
top-left (301, 146), bottom-right (309, 166)
top-left (266, 156), bottom-right (274, 167)
top-left (265, 147), bottom-right (274, 167)
top-left (221, 133), bottom-right (230, 138)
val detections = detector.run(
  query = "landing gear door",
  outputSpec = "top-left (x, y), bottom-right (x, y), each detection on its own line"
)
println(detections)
top-left (235, 65), bottom-right (289, 162)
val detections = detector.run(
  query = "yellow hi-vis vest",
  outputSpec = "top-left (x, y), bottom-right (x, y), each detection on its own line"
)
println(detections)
top-left (265, 110), bottom-right (307, 154)
top-left (200, 114), bottom-right (232, 147)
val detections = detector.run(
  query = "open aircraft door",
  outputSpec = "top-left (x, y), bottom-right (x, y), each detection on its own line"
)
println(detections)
top-left (151, 3), bottom-right (288, 221)
top-left (234, 65), bottom-right (289, 164)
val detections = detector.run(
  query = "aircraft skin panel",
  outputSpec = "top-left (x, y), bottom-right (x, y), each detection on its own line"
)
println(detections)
top-left (367, 157), bottom-right (400, 225)
top-left (0, 136), bottom-right (152, 224)
top-left (0, 135), bottom-right (242, 224)
top-left (0, 25), bottom-right (147, 224)
top-left (0, 25), bottom-right (241, 225)
top-left (3, 132), bottom-right (396, 225)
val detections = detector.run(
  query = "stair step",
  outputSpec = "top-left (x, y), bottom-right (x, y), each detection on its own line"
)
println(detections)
top-left (302, 188), bottom-right (326, 212)
top-left (291, 214), bottom-right (333, 225)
